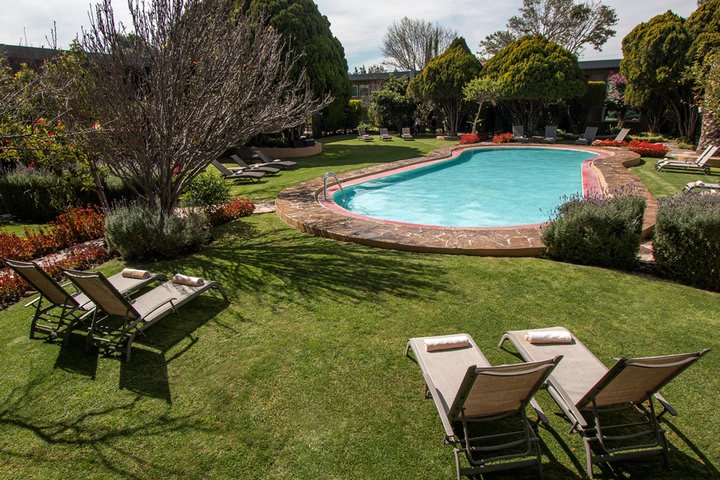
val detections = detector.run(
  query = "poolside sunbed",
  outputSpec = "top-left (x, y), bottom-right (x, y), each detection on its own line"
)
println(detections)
top-left (401, 127), bottom-right (414, 140)
top-left (379, 128), bottom-right (392, 141)
top-left (227, 155), bottom-right (280, 175)
top-left (575, 127), bottom-right (598, 145)
top-left (542, 126), bottom-right (557, 143)
top-left (2, 259), bottom-right (164, 341)
top-left (211, 159), bottom-right (266, 182)
top-left (683, 180), bottom-right (720, 194)
top-left (498, 327), bottom-right (709, 478)
top-left (405, 333), bottom-right (560, 479)
top-left (512, 125), bottom-right (529, 143)
top-left (357, 128), bottom-right (373, 142)
top-left (235, 147), bottom-right (297, 169)
top-left (656, 145), bottom-right (717, 174)
top-left (63, 269), bottom-right (228, 361)
top-left (614, 127), bottom-right (631, 143)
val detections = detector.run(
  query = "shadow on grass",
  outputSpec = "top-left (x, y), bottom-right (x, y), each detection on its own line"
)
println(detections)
top-left (153, 219), bottom-right (449, 306)
top-left (0, 376), bottom-right (207, 479)
top-left (54, 332), bottom-right (99, 379)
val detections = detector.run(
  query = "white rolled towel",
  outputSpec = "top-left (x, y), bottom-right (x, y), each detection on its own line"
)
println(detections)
top-left (425, 335), bottom-right (471, 352)
top-left (525, 329), bottom-right (573, 344)
top-left (121, 268), bottom-right (151, 279)
top-left (172, 273), bottom-right (204, 287)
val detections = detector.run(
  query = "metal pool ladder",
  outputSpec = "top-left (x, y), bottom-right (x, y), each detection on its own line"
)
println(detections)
top-left (323, 172), bottom-right (346, 202)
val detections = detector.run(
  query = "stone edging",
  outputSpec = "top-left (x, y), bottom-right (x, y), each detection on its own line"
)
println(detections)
top-left (275, 143), bottom-right (652, 256)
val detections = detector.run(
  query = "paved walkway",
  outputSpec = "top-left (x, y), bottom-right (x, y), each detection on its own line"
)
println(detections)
top-left (276, 143), bottom-right (653, 256)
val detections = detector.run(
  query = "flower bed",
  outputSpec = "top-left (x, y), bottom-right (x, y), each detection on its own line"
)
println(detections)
top-left (208, 197), bottom-right (255, 227)
top-left (592, 139), bottom-right (628, 147)
top-left (628, 140), bottom-right (668, 158)
top-left (492, 132), bottom-right (513, 144)
top-left (459, 133), bottom-right (481, 145)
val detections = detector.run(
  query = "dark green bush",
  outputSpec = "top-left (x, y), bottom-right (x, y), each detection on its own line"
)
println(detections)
top-left (182, 170), bottom-right (230, 208)
top-left (0, 169), bottom-right (84, 222)
top-left (542, 194), bottom-right (646, 269)
top-left (654, 194), bottom-right (720, 291)
top-left (105, 202), bottom-right (209, 260)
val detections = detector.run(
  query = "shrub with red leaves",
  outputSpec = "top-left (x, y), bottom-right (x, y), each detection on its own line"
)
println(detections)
top-left (208, 197), bottom-right (255, 227)
top-left (459, 133), bottom-right (481, 145)
top-left (592, 139), bottom-right (628, 147)
top-left (628, 140), bottom-right (668, 158)
top-left (492, 133), bottom-right (514, 144)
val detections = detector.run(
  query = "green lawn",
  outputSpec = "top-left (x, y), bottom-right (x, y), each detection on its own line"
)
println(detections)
top-left (0, 140), bottom-right (719, 479)
top-left (225, 135), bottom-right (456, 202)
top-left (0, 221), bottom-right (47, 237)
top-left (628, 158), bottom-right (720, 198)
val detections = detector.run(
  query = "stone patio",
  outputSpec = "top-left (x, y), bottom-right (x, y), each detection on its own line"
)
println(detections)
top-left (275, 143), bottom-right (655, 256)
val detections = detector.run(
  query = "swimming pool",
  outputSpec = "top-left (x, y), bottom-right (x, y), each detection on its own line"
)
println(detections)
top-left (332, 147), bottom-right (599, 227)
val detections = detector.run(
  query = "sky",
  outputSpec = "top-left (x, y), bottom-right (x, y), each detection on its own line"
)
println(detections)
top-left (0, 0), bottom-right (700, 71)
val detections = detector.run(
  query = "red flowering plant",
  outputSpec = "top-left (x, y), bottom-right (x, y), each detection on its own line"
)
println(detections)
top-left (592, 139), bottom-right (628, 147)
top-left (628, 140), bottom-right (668, 158)
top-left (208, 197), bottom-right (255, 227)
top-left (492, 133), bottom-right (514, 144)
top-left (459, 133), bottom-right (481, 145)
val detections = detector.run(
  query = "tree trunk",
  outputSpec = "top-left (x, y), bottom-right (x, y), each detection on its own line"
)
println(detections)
top-left (698, 107), bottom-right (720, 152)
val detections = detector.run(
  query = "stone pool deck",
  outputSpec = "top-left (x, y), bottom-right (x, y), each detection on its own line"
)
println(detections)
top-left (275, 143), bottom-right (654, 256)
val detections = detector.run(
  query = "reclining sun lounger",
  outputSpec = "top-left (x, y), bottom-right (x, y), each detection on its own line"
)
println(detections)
top-left (401, 127), bottom-right (414, 140)
top-left (379, 128), bottom-right (392, 141)
top-left (512, 125), bottom-right (529, 143)
top-left (614, 127), bottom-right (631, 143)
top-left (683, 180), bottom-right (720, 194)
top-left (498, 327), bottom-right (709, 478)
top-left (235, 147), bottom-right (297, 169)
top-left (405, 333), bottom-right (560, 479)
top-left (575, 126), bottom-right (598, 145)
top-left (656, 145), bottom-right (717, 174)
top-left (211, 159), bottom-right (266, 182)
top-left (63, 269), bottom-right (228, 361)
top-left (227, 155), bottom-right (280, 175)
top-left (2, 258), bottom-right (164, 341)
top-left (357, 128), bottom-right (373, 142)
top-left (542, 126), bottom-right (557, 143)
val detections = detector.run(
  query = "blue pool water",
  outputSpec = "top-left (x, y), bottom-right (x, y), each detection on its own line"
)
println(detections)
top-left (334, 147), bottom-right (598, 227)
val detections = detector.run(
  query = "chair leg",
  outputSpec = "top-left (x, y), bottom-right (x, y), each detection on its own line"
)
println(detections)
top-left (454, 449), bottom-right (462, 480)
top-left (125, 334), bottom-right (136, 362)
top-left (584, 437), bottom-right (594, 479)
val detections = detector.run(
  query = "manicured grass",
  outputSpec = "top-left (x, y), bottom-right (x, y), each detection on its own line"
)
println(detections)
top-left (628, 159), bottom-right (720, 198)
top-left (225, 135), bottom-right (456, 202)
top-left (0, 213), bottom-right (718, 479)
top-left (0, 221), bottom-right (47, 237)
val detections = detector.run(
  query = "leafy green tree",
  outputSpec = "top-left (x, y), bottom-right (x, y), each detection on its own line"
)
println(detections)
top-left (481, 35), bottom-right (586, 131)
top-left (407, 38), bottom-right (482, 136)
top-left (480, 0), bottom-right (618, 57)
top-left (463, 76), bottom-right (500, 134)
top-left (566, 81), bottom-right (606, 134)
top-left (620, 11), bottom-right (696, 138)
top-left (369, 75), bottom-right (416, 131)
top-left (345, 99), bottom-right (363, 131)
top-left (242, 0), bottom-right (351, 135)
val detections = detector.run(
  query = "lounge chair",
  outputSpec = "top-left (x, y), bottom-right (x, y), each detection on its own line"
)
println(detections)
top-left (542, 126), bottom-right (558, 143)
top-left (575, 127), bottom-right (598, 145)
top-left (498, 327), bottom-right (709, 478)
top-left (227, 155), bottom-right (280, 175)
top-left (656, 145), bottom-right (717, 174)
top-left (683, 180), bottom-right (720, 194)
top-left (405, 333), bottom-right (560, 479)
top-left (379, 128), bottom-right (392, 141)
top-left (211, 159), bottom-right (266, 182)
top-left (614, 127), bottom-right (631, 143)
top-left (357, 128), bottom-right (373, 142)
top-left (63, 269), bottom-right (228, 361)
top-left (512, 125), bottom-right (529, 143)
top-left (401, 127), bottom-right (413, 140)
top-left (2, 259), bottom-right (164, 341)
top-left (251, 149), bottom-right (297, 168)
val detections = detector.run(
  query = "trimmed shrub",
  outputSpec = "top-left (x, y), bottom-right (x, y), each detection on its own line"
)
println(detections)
top-left (459, 133), bottom-right (481, 145)
top-left (542, 193), bottom-right (646, 269)
top-left (592, 139), bottom-right (628, 147)
top-left (628, 140), bottom-right (668, 157)
top-left (104, 203), bottom-right (209, 260)
top-left (654, 194), bottom-right (720, 291)
top-left (492, 132), bottom-right (513, 143)
top-left (183, 170), bottom-right (230, 208)
top-left (208, 197), bottom-right (255, 227)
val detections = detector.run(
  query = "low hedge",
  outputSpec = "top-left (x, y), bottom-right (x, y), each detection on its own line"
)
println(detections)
top-left (542, 193), bottom-right (646, 270)
top-left (654, 194), bottom-right (720, 292)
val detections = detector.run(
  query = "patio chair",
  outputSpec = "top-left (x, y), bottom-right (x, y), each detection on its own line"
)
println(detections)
top-left (405, 333), bottom-right (560, 479)
top-left (211, 159), bottom-right (266, 182)
top-left (512, 125), bottom-right (529, 143)
top-left (379, 128), bottom-right (392, 141)
top-left (401, 127), bottom-right (414, 140)
top-left (683, 180), bottom-right (720, 194)
top-left (357, 128), bottom-right (373, 142)
top-left (498, 327), bottom-right (709, 478)
top-left (227, 155), bottom-right (280, 175)
top-left (542, 126), bottom-right (558, 144)
top-left (2, 258), bottom-right (164, 341)
top-left (575, 127), bottom-right (598, 145)
top-left (614, 128), bottom-right (631, 143)
top-left (656, 145), bottom-right (717, 174)
top-left (63, 269), bottom-right (228, 361)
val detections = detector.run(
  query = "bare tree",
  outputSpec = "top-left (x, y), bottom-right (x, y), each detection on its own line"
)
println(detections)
top-left (381, 18), bottom-right (457, 72)
top-left (78, 0), bottom-right (330, 215)
top-left (479, 0), bottom-right (618, 58)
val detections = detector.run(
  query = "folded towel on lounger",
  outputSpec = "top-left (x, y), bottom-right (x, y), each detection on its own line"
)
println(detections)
top-left (425, 335), bottom-right (471, 352)
top-left (121, 268), bottom-right (151, 279)
top-left (172, 273), bottom-right (204, 287)
top-left (525, 329), bottom-right (573, 344)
